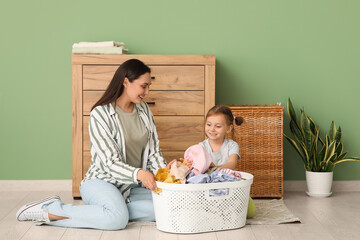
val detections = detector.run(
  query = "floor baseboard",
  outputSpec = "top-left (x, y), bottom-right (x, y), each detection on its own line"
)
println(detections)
top-left (285, 180), bottom-right (360, 192)
top-left (0, 180), bottom-right (72, 191)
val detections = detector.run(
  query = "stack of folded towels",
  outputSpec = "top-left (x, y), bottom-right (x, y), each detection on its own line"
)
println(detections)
top-left (72, 41), bottom-right (128, 54)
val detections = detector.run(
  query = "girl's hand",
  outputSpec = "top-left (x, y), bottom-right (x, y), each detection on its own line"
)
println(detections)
top-left (137, 169), bottom-right (157, 191)
top-left (180, 158), bottom-right (193, 168)
top-left (166, 159), bottom-right (177, 170)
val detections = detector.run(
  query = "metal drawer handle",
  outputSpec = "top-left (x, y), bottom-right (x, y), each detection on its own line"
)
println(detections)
top-left (151, 76), bottom-right (156, 80)
top-left (146, 102), bottom-right (156, 105)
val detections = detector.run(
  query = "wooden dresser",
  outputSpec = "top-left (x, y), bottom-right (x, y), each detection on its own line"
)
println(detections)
top-left (72, 55), bottom-right (215, 197)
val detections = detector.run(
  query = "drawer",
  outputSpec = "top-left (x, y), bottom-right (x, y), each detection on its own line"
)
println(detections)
top-left (83, 116), bottom-right (204, 151)
top-left (153, 116), bottom-right (205, 150)
top-left (83, 65), bottom-right (204, 90)
top-left (83, 150), bottom-right (187, 178)
top-left (83, 91), bottom-right (204, 115)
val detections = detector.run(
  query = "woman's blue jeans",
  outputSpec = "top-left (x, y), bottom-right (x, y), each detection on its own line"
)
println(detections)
top-left (42, 179), bottom-right (155, 230)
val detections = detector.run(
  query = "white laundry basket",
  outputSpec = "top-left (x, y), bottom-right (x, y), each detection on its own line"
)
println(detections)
top-left (152, 171), bottom-right (253, 234)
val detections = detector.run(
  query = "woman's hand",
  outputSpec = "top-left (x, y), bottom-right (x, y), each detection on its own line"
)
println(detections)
top-left (137, 169), bottom-right (157, 191)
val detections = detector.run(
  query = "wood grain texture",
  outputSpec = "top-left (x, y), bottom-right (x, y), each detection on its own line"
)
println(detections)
top-left (83, 65), bottom-right (204, 91)
top-left (83, 91), bottom-right (205, 116)
top-left (72, 54), bottom-right (215, 65)
top-left (82, 116), bottom-right (204, 151)
top-left (72, 64), bottom-right (83, 197)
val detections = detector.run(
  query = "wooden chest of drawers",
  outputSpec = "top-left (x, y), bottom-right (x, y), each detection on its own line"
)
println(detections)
top-left (72, 55), bottom-right (215, 197)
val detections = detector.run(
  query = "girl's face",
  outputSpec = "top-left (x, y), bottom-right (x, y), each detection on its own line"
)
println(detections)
top-left (123, 72), bottom-right (151, 104)
top-left (205, 114), bottom-right (233, 142)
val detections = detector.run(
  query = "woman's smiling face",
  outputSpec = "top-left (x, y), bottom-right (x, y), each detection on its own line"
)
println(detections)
top-left (123, 72), bottom-right (151, 104)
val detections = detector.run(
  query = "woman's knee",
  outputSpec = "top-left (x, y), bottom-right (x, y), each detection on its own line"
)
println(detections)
top-left (98, 210), bottom-right (129, 230)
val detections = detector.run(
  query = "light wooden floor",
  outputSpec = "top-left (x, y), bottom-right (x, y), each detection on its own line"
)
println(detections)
top-left (1, 189), bottom-right (359, 240)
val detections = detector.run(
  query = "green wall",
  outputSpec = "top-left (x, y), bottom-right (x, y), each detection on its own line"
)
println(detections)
top-left (1, 0), bottom-right (359, 180)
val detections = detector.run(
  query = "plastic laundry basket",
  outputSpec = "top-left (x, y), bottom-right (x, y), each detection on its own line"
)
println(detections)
top-left (152, 171), bottom-right (253, 234)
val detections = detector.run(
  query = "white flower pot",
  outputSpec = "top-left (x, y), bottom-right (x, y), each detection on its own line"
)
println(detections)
top-left (305, 171), bottom-right (333, 197)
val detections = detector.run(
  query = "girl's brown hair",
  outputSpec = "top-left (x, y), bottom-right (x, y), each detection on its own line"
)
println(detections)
top-left (206, 105), bottom-right (244, 126)
top-left (91, 59), bottom-right (151, 111)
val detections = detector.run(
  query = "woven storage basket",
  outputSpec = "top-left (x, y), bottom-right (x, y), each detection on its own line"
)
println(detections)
top-left (226, 105), bottom-right (284, 198)
top-left (152, 172), bottom-right (253, 234)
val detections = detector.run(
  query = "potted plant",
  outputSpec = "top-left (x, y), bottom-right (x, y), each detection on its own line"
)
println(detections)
top-left (284, 98), bottom-right (360, 197)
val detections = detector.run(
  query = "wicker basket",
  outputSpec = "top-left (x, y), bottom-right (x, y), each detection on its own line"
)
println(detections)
top-left (226, 105), bottom-right (284, 198)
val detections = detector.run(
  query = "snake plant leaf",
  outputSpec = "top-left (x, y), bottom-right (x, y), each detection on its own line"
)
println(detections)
top-left (327, 154), bottom-right (338, 164)
top-left (325, 161), bottom-right (335, 172)
top-left (308, 116), bottom-right (317, 135)
top-left (335, 126), bottom-right (342, 143)
top-left (284, 134), bottom-right (306, 164)
top-left (318, 161), bottom-right (333, 172)
top-left (317, 145), bottom-right (326, 167)
top-left (323, 137), bottom-right (330, 162)
top-left (318, 135), bottom-right (325, 146)
top-left (310, 127), bottom-right (320, 169)
top-left (319, 161), bottom-right (327, 171)
top-left (287, 98), bottom-right (300, 128)
top-left (329, 121), bottom-right (336, 141)
top-left (325, 141), bottom-right (336, 163)
top-left (308, 116), bottom-right (325, 145)
top-left (337, 152), bottom-right (347, 160)
top-left (305, 162), bottom-right (312, 171)
top-left (326, 135), bottom-right (331, 147)
top-left (334, 142), bottom-right (343, 159)
top-left (290, 120), bottom-right (304, 143)
top-left (301, 111), bottom-right (312, 155)
top-left (334, 157), bottom-right (360, 165)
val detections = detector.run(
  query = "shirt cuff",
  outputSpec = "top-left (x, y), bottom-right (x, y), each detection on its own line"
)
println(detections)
top-left (133, 168), bottom-right (141, 184)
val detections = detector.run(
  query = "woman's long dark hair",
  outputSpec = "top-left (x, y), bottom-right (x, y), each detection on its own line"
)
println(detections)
top-left (91, 59), bottom-right (151, 111)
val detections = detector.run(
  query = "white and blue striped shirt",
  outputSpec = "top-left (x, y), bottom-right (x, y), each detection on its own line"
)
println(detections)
top-left (82, 101), bottom-right (166, 200)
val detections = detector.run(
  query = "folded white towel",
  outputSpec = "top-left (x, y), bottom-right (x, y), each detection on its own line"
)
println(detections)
top-left (72, 46), bottom-right (128, 54)
top-left (72, 41), bottom-right (125, 48)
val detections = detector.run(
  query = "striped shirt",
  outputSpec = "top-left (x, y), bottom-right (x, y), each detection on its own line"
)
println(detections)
top-left (82, 101), bottom-right (166, 200)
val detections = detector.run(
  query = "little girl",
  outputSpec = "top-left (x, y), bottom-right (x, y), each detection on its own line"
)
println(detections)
top-left (199, 105), bottom-right (243, 170)
top-left (200, 105), bottom-right (256, 218)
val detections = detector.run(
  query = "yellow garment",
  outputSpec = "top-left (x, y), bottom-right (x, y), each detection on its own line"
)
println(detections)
top-left (154, 168), bottom-right (181, 194)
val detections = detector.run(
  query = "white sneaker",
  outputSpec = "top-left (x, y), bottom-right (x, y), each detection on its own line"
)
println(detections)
top-left (16, 195), bottom-right (61, 222)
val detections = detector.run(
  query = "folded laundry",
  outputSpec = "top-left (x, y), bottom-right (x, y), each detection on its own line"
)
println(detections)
top-left (187, 170), bottom-right (241, 196)
top-left (72, 47), bottom-right (128, 54)
top-left (209, 167), bottom-right (242, 178)
top-left (184, 144), bottom-right (212, 176)
top-left (170, 161), bottom-right (190, 184)
top-left (154, 168), bottom-right (181, 194)
top-left (72, 41), bottom-right (125, 48)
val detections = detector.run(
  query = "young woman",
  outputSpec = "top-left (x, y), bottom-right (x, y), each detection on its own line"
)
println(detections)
top-left (16, 59), bottom-right (166, 230)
